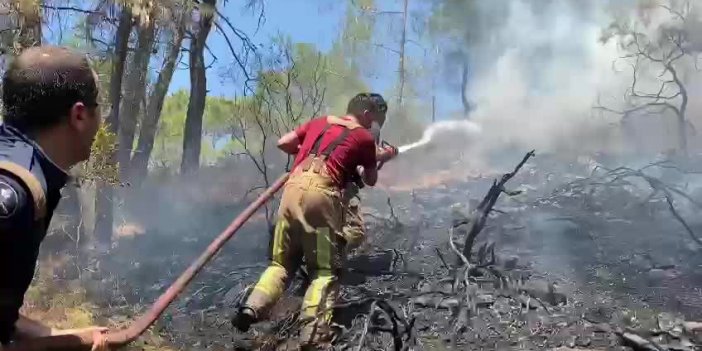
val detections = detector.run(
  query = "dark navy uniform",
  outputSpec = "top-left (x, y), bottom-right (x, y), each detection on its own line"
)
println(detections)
top-left (0, 124), bottom-right (67, 345)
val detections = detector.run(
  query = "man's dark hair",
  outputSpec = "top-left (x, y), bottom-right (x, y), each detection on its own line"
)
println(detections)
top-left (2, 46), bottom-right (98, 132)
top-left (346, 93), bottom-right (388, 116)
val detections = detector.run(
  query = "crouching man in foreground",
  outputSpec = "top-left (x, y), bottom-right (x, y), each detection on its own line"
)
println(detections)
top-left (231, 93), bottom-right (397, 349)
top-left (0, 46), bottom-right (107, 350)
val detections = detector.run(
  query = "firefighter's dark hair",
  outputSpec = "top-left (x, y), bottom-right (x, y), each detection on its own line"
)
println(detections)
top-left (2, 46), bottom-right (98, 132)
top-left (346, 92), bottom-right (388, 116)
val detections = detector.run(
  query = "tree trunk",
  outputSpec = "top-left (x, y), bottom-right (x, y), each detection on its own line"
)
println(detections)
top-left (118, 12), bottom-right (156, 180)
top-left (678, 88), bottom-right (688, 157)
top-left (131, 11), bottom-right (187, 184)
top-left (397, 0), bottom-right (408, 108)
top-left (677, 116), bottom-right (688, 157)
top-left (431, 95), bottom-right (436, 123)
top-left (13, 0), bottom-right (42, 50)
top-left (180, 0), bottom-right (215, 176)
top-left (461, 60), bottom-right (470, 116)
top-left (94, 7), bottom-right (132, 247)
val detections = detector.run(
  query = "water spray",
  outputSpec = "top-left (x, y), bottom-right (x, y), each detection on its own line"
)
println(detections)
top-left (397, 120), bottom-right (482, 154)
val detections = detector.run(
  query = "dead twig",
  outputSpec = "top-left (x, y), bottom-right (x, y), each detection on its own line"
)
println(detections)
top-left (386, 197), bottom-right (402, 228)
top-left (435, 248), bottom-right (451, 272)
top-left (454, 150), bottom-right (535, 262)
top-left (542, 161), bottom-right (702, 246)
top-left (355, 301), bottom-right (378, 351)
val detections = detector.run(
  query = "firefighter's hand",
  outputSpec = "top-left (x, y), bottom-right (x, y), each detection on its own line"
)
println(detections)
top-left (90, 328), bottom-right (108, 351)
top-left (376, 145), bottom-right (398, 163)
top-left (52, 327), bottom-right (108, 351)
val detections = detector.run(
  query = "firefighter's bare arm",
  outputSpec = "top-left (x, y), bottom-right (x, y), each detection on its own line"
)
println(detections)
top-left (279, 117), bottom-right (315, 155)
top-left (51, 326), bottom-right (109, 351)
top-left (15, 316), bottom-right (106, 339)
top-left (277, 130), bottom-right (301, 155)
top-left (13, 317), bottom-right (52, 338)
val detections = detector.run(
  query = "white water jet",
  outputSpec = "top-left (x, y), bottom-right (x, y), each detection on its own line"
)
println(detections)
top-left (398, 120), bottom-right (482, 154)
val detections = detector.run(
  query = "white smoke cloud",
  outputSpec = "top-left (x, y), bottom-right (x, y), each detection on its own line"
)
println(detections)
top-left (450, 0), bottom-right (702, 158)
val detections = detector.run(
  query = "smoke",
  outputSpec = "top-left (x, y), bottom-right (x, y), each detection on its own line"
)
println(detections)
top-left (437, 0), bottom-right (702, 159)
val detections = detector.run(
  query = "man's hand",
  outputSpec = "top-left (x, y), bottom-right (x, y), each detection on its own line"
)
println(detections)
top-left (52, 326), bottom-right (108, 351)
top-left (376, 145), bottom-right (398, 168)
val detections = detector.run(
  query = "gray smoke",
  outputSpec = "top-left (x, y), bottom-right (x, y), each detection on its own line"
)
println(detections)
top-left (432, 0), bottom-right (702, 161)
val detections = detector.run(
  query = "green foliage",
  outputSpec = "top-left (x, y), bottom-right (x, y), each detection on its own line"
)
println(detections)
top-left (323, 2), bottom-right (375, 112)
top-left (77, 123), bottom-right (120, 185)
top-left (152, 90), bottom-right (188, 167)
top-left (203, 96), bottom-right (237, 137)
top-left (153, 90), bottom-right (249, 167)
top-left (145, 0), bottom-right (434, 172)
top-left (151, 32), bottom-right (374, 170)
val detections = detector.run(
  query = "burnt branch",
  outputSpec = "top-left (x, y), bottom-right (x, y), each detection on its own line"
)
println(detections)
top-left (351, 299), bottom-right (414, 351)
top-left (386, 197), bottom-right (402, 229)
top-left (435, 248), bottom-right (451, 272)
top-left (41, 4), bottom-right (101, 15)
top-left (545, 161), bottom-right (702, 246)
top-left (455, 150), bottom-right (535, 261)
top-left (597, 3), bottom-right (693, 153)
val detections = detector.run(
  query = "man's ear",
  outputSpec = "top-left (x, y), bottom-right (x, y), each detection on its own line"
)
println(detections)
top-left (362, 110), bottom-right (373, 124)
top-left (68, 102), bottom-right (88, 127)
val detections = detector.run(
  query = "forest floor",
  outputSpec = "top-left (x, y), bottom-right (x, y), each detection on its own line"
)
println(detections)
top-left (25, 151), bottom-right (702, 350)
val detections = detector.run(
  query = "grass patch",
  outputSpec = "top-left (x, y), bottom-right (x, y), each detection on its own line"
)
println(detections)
top-left (19, 258), bottom-right (178, 350)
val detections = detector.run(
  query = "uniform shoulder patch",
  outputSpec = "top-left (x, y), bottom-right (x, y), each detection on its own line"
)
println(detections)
top-left (0, 180), bottom-right (19, 218)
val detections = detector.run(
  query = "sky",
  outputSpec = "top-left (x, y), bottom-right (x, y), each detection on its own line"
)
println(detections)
top-left (168, 0), bottom-right (346, 96)
top-left (37, 0), bottom-right (460, 122)
top-left (165, 0), bottom-right (460, 120)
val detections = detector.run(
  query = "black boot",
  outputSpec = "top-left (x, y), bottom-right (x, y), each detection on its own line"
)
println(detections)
top-left (231, 306), bottom-right (257, 332)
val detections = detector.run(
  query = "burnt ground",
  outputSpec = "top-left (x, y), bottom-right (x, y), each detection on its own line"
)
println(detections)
top-left (82, 152), bottom-right (702, 350)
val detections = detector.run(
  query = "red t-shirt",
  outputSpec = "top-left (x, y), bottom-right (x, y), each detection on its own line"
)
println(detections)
top-left (292, 116), bottom-right (377, 187)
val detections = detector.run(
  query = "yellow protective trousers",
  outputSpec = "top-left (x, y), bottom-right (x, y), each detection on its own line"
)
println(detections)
top-left (244, 167), bottom-right (345, 345)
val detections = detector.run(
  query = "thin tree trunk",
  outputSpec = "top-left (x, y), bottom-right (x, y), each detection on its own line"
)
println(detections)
top-left (94, 7), bottom-right (132, 247)
top-left (13, 0), bottom-right (41, 50)
top-left (678, 89), bottom-right (688, 157)
top-left (461, 60), bottom-right (470, 116)
top-left (677, 114), bottom-right (688, 157)
top-left (670, 64), bottom-right (688, 157)
top-left (131, 11), bottom-right (187, 184)
top-left (397, 0), bottom-right (408, 108)
top-left (180, 0), bottom-right (215, 176)
top-left (431, 95), bottom-right (436, 123)
top-left (118, 12), bottom-right (156, 180)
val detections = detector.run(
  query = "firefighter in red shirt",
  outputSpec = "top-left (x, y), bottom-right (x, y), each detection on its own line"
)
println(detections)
top-left (232, 93), bottom-right (396, 347)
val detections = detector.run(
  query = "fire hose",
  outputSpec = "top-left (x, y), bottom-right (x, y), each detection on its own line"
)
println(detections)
top-left (5, 173), bottom-right (290, 351)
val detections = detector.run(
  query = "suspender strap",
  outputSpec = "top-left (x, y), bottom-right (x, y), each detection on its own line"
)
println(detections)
top-left (298, 118), bottom-right (356, 175)
top-left (321, 129), bottom-right (350, 157)
top-left (309, 124), bottom-right (352, 157)
top-left (309, 124), bottom-right (331, 156)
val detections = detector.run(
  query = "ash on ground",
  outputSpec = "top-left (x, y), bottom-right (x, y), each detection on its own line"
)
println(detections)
top-left (89, 152), bottom-right (702, 350)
